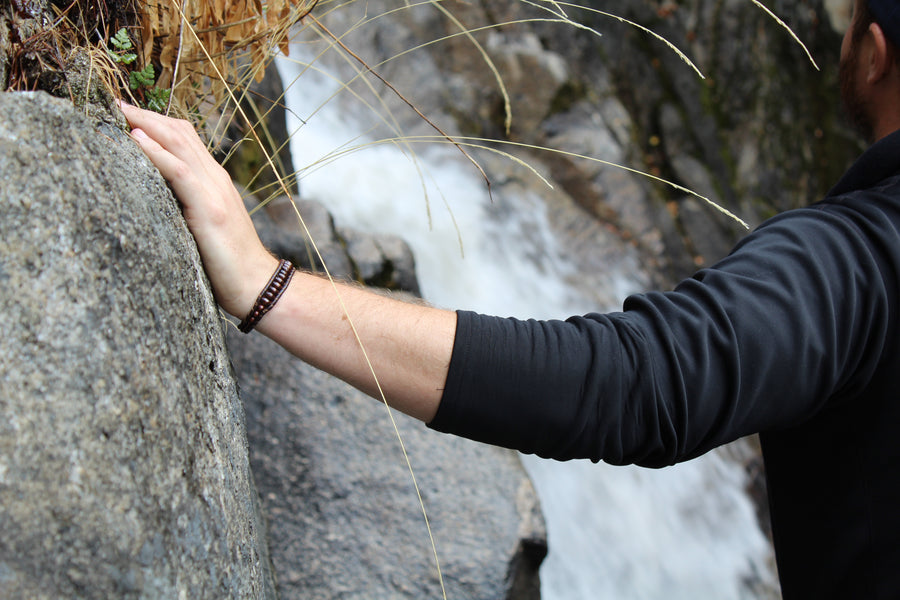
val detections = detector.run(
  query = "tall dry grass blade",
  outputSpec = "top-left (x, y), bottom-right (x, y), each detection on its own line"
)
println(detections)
top-left (382, 134), bottom-right (750, 229)
top-left (750, 0), bottom-right (819, 70)
top-left (165, 0), bottom-right (187, 115)
top-left (310, 13), bottom-right (493, 203)
top-left (542, 1), bottom-right (705, 78)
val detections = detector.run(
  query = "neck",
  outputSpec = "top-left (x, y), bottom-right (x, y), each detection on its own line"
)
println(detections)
top-left (870, 99), bottom-right (900, 142)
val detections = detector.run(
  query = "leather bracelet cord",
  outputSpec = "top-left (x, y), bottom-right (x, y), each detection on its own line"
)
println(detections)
top-left (238, 259), bottom-right (295, 333)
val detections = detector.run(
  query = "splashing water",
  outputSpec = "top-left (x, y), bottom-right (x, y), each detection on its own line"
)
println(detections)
top-left (276, 53), bottom-right (777, 600)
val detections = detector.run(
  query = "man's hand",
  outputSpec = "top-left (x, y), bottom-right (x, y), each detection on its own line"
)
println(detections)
top-left (120, 102), bottom-right (278, 318)
top-left (120, 101), bottom-right (454, 422)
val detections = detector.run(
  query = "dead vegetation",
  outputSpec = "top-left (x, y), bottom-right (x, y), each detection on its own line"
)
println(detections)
top-left (2, 0), bottom-right (316, 116)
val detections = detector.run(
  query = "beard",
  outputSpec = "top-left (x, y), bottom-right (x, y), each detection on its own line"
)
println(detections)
top-left (839, 44), bottom-right (876, 142)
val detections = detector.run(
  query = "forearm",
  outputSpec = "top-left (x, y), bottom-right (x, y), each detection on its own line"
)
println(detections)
top-left (253, 270), bottom-right (456, 423)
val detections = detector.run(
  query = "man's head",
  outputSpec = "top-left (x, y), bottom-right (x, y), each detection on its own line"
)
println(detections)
top-left (839, 0), bottom-right (900, 141)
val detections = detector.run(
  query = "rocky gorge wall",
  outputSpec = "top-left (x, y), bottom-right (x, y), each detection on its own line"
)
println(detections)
top-left (298, 0), bottom-right (862, 285)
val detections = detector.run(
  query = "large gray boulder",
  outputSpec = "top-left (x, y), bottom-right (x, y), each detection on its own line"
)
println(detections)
top-left (0, 91), bottom-right (276, 598)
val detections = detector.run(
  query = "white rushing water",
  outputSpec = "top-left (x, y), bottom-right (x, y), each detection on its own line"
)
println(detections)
top-left (276, 53), bottom-right (775, 600)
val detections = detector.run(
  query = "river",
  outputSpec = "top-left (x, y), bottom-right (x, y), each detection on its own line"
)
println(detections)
top-left (275, 50), bottom-right (777, 600)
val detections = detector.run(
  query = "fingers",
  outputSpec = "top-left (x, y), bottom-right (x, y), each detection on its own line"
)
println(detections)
top-left (120, 102), bottom-right (214, 176)
top-left (129, 127), bottom-right (186, 180)
top-left (120, 102), bottom-right (276, 316)
top-left (120, 102), bottom-right (197, 151)
top-left (121, 103), bottom-right (227, 208)
top-left (129, 126), bottom-right (208, 207)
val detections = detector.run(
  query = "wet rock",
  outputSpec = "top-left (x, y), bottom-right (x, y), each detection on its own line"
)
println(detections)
top-left (339, 227), bottom-right (421, 294)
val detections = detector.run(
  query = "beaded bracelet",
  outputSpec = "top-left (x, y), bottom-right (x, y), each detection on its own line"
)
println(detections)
top-left (238, 259), bottom-right (295, 333)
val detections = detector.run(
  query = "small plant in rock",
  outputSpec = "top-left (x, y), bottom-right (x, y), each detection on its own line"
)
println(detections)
top-left (107, 28), bottom-right (137, 65)
top-left (107, 28), bottom-right (170, 113)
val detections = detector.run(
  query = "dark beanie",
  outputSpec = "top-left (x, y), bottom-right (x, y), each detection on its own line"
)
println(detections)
top-left (869, 0), bottom-right (900, 47)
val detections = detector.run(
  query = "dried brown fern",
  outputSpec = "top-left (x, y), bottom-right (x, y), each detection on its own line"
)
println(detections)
top-left (141, 0), bottom-right (317, 111)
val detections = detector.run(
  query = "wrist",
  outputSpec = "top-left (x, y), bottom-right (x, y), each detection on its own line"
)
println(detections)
top-left (237, 259), bottom-right (296, 333)
top-left (220, 252), bottom-right (281, 318)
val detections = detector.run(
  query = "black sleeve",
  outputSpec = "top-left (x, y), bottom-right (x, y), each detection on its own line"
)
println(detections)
top-left (427, 204), bottom-right (894, 467)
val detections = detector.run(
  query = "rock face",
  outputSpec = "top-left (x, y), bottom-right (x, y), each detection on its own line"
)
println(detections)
top-left (0, 91), bottom-right (275, 598)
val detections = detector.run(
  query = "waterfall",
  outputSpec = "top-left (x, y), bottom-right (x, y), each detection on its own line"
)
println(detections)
top-left (276, 54), bottom-right (777, 600)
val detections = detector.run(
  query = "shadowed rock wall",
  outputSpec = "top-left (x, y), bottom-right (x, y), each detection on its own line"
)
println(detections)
top-left (0, 91), bottom-right (276, 598)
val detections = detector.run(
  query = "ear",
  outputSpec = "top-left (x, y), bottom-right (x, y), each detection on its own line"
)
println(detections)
top-left (866, 22), bottom-right (894, 84)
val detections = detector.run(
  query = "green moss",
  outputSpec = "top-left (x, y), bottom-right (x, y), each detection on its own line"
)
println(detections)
top-left (547, 80), bottom-right (587, 116)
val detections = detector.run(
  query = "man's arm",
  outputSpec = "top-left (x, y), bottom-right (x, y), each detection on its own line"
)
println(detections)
top-left (120, 102), bottom-right (454, 423)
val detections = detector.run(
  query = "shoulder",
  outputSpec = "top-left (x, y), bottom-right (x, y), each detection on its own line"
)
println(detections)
top-left (715, 177), bottom-right (900, 281)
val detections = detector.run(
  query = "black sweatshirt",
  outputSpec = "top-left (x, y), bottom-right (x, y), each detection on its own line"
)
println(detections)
top-left (429, 129), bottom-right (900, 598)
